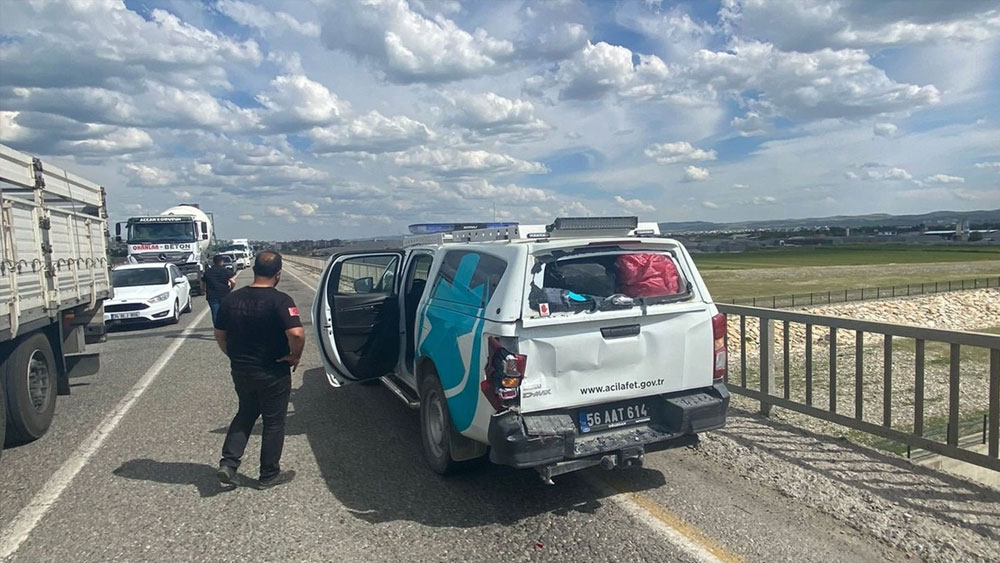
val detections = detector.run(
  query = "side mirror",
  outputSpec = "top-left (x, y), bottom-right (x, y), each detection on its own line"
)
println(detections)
top-left (115, 223), bottom-right (121, 236)
top-left (173, 277), bottom-right (187, 286)
top-left (115, 235), bottom-right (122, 243)
top-left (202, 233), bottom-right (209, 240)
top-left (353, 277), bottom-right (374, 294)
top-left (201, 222), bottom-right (208, 234)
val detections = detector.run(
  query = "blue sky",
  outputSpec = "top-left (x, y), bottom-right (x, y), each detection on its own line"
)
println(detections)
top-left (1, 0), bottom-right (998, 240)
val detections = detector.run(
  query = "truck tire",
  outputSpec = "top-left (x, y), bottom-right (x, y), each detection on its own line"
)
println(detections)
top-left (2, 333), bottom-right (57, 444)
top-left (1, 376), bottom-right (7, 460)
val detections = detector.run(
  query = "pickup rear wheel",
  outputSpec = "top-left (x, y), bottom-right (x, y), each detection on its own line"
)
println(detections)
top-left (2, 333), bottom-right (57, 444)
top-left (419, 372), bottom-right (461, 475)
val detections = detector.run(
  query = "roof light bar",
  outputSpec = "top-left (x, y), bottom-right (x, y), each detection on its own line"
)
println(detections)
top-left (409, 222), bottom-right (519, 234)
top-left (547, 216), bottom-right (639, 232)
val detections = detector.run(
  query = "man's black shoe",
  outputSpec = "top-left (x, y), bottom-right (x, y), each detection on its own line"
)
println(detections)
top-left (258, 470), bottom-right (295, 489)
top-left (217, 465), bottom-right (237, 485)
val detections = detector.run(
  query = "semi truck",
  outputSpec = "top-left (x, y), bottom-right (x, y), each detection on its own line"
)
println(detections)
top-left (115, 204), bottom-right (213, 294)
top-left (1, 143), bottom-right (111, 457)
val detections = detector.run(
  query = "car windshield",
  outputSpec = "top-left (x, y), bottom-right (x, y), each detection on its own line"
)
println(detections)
top-left (112, 268), bottom-right (169, 287)
top-left (128, 221), bottom-right (195, 243)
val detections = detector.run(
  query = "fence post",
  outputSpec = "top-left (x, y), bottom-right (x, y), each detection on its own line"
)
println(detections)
top-left (772, 296), bottom-right (776, 308)
top-left (759, 318), bottom-right (776, 416)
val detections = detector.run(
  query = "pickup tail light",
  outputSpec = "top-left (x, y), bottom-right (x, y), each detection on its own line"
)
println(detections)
top-left (482, 335), bottom-right (526, 411)
top-left (712, 313), bottom-right (727, 381)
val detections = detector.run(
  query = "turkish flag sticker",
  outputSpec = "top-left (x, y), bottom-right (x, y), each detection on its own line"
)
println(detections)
top-left (288, 307), bottom-right (299, 317)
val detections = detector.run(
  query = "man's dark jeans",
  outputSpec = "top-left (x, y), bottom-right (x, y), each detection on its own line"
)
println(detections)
top-left (220, 374), bottom-right (291, 481)
top-left (208, 299), bottom-right (222, 326)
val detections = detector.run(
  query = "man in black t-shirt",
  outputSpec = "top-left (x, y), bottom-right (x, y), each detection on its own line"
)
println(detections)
top-left (214, 251), bottom-right (304, 489)
top-left (203, 255), bottom-right (236, 325)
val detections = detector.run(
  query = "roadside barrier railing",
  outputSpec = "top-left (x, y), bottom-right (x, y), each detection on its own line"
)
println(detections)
top-left (727, 276), bottom-right (1000, 308)
top-left (718, 304), bottom-right (1000, 472)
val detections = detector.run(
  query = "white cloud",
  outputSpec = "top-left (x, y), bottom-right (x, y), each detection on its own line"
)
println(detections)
top-left (445, 92), bottom-right (550, 140)
top-left (216, 0), bottom-right (320, 37)
top-left (733, 183), bottom-right (749, 189)
top-left (683, 165), bottom-right (711, 182)
top-left (173, 190), bottom-right (192, 199)
top-left (702, 200), bottom-right (719, 209)
top-left (873, 122), bottom-right (898, 137)
top-left (319, 0), bottom-right (514, 83)
top-left (238, 214), bottom-right (255, 221)
top-left (121, 163), bottom-right (175, 187)
top-left (453, 179), bottom-right (552, 203)
top-left (921, 173), bottom-right (965, 185)
top-left (543, 41), bottom-right (671, 101)
top-left (292, 201), bottom-right (319, 215)
top-left (0, 1), bottom-right (261, 91)
top-left (721, 0), bottom-right (1000, 52)
top-left (974, 161), bottom-right (1000, 170)
top-left (391, 148), bottom-right (548, 176)
top-left (752, 196), bottom-right (778, 205)
top-left (645, 141), bottom-right (717, 165)
top-left (268, 206), bottom-right (297, 222)
top-left (685, 40), bottom-right (941, 121)
top-left (731, 112), bottom-right (767, 136)
top-left (309, 110), bottom-right (432, 154)
top-left (846, 165), bottom-right (913, 181)
top-left (255, 74), bottom-right (350, 133)
top-left (614, 195), bottom-right (656, 213)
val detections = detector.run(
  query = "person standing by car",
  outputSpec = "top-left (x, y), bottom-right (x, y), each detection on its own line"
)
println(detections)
top-left (214, 251), bottom-right (304, 489)
top-left (204, 255), bottom-right (236, 325)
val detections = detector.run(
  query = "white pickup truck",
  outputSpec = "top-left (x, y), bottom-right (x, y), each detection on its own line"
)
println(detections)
top-left (311, 217), bottom-right (729, 481)
top-left (0, 143), bottom-right (111, 456)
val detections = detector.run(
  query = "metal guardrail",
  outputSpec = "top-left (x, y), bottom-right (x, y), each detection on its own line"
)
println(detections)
top-left (727, 276), bottom-right (1000, 308)
top-left (718, 304), bottom-right (1000, 472)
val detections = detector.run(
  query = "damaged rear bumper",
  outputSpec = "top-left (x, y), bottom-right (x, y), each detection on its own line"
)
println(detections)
top-left (488, 382), bottom-right (729, 469)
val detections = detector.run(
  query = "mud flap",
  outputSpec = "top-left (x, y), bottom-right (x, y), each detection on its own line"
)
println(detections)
top-left (449, 425), bottom-right (488, 462)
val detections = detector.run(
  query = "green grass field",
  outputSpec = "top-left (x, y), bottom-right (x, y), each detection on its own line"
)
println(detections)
top-left (692, 244), bottom-right (1000, 270)
top-left (694, 245), bottom-right (1000, 302)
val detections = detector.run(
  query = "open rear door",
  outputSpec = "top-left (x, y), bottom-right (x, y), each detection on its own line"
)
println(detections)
top-left (313, 250), bottom-right (403, 386)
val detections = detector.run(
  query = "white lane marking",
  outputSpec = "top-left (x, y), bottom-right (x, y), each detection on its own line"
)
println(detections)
top-left (282, 262), bottom-right (318, 291)
top-left (0, 305), bottom-right (212, 561)
top-left (582, 473), bottom-right (729, 563)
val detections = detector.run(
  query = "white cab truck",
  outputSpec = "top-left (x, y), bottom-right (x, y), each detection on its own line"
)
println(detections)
top-left (0, 144), bottom-right (111, 455)
top-left (311, 217), bottom-right (729, 481)
top-left (115, 204), bottom-right (213, 294)
top-left (229, 238), bottom-right (254, 268)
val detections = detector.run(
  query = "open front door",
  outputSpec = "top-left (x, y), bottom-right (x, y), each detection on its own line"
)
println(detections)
top-left (314, 250), bottom-right (403, 386)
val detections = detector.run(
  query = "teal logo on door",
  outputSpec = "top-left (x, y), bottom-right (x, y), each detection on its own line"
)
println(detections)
top-left (417, 253), bottom-right (486, 432)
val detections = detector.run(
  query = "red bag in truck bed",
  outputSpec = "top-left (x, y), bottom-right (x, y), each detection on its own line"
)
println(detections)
top-left (616, 253), bottom-right (680, 297)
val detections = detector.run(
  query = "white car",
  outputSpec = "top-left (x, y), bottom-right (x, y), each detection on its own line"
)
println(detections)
top-left (312, 217), bottom-right (729, 481)
top-left (104, 263), bottom-right (192, 325)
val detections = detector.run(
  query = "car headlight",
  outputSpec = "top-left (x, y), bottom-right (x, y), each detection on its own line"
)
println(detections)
top-left (148, 292), bottom-right (171, 303)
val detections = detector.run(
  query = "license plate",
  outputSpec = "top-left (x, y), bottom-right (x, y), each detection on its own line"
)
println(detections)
top-left (110, 312), bottom-right (140, 320)
top-left (578, 400), bottom-right (650, 433)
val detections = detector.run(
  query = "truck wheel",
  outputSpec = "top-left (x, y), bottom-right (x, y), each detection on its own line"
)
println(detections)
top-left (1, 376), bottom-right (7, 459)
top-left (420, 369), bottom-right (476, 475)
top-left (2, 333), bottom-right (57, 444)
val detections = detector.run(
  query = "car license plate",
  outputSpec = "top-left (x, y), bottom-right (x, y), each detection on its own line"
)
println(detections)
top-left (110, 312), bottom-right (140, 320)
top-left (578, 400), bottom-right (650, 433)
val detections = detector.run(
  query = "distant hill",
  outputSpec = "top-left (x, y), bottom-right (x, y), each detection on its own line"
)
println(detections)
top-left (659, 209), bottom-right (1000, 233)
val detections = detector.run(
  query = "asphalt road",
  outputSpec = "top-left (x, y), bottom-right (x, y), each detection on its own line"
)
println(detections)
top-left (0, 265), bottom-right (913, 563)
